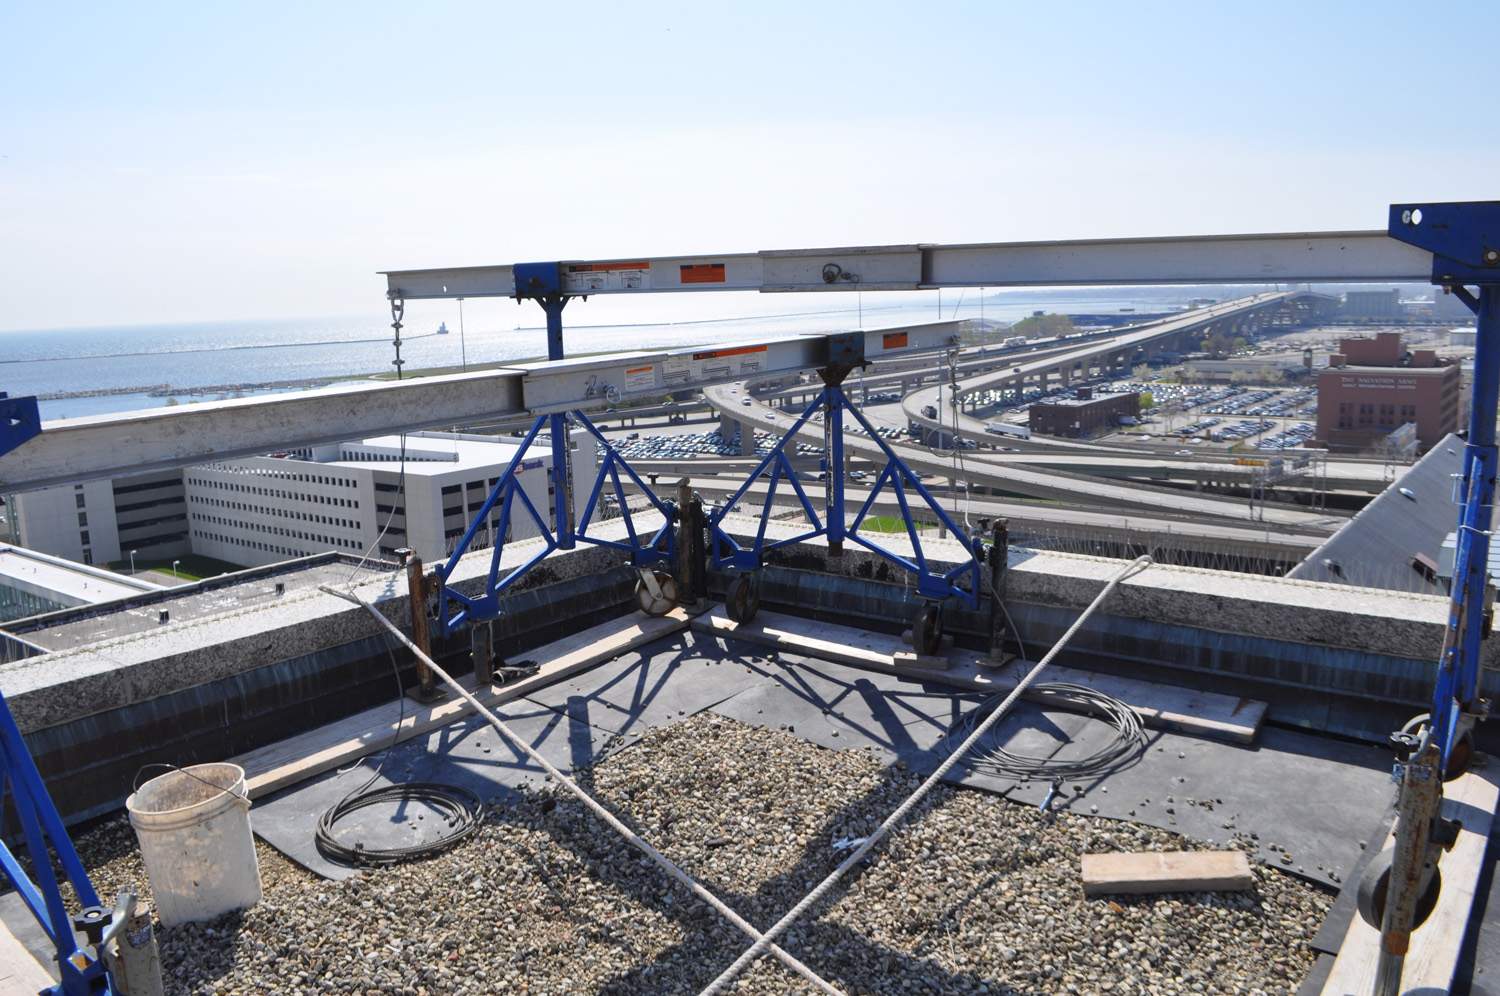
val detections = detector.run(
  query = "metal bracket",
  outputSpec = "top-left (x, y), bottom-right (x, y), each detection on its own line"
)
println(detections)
top-left (512, 261), bottom-right (564, 300)
top-left (1388, 201), bottom-right (1500, 286)
top-left (0, 393), bottom-right (42, 459)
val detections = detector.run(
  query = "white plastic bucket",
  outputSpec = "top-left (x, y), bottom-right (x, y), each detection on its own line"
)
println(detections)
top-left (126, 763), bottom-right (262, 928)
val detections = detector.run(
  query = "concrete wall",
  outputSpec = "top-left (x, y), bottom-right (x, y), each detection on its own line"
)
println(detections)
top-left (0, 530), bottom-right (644, 824)
top-left (16, 478), bottom-right (121, 565)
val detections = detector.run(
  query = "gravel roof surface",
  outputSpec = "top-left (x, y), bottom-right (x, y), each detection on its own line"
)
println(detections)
top-left (77, 713), bottom-right (1331, 995)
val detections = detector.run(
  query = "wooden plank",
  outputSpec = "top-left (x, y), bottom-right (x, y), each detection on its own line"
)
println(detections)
top-left (892, 650), bottom-right (951, 671)
top-left (693, 607), bottom-right (1265, 744)
top-left (234, 609), bottom-right (689, 799)
top-left (1081, 850), bottom-right (1253, 896)
top-left (1318, 767), bottom-right (1500, 996)
top-left (0, 918), bottom-right (52, 993)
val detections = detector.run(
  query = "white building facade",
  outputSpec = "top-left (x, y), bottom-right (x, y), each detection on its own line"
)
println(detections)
top-left (184, 430), bottom-right (596, 567)
top-left (14, 470), bottom-right (188, 567)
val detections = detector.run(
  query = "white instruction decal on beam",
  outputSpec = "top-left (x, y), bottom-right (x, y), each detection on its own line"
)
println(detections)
top-left (563, 261), bottom-right (653, 293)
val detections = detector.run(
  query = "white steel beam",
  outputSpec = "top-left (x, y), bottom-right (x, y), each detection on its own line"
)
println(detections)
top-left (516, 322), bottom-right (961, 413)
top-left (382, 230), bottom-right (1432, 300)
top-left (1, 372), bottom-right (528, 493)
top-left (0, 323), bottom-right (960, 492)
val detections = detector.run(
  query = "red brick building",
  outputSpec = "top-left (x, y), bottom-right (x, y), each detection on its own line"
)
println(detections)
top-left (1316, 333), bottom-right (1460, 453)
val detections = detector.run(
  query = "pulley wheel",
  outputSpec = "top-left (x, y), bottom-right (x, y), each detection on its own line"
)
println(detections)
top-left (635, 571), bottom-right (678, 617)
top-left (1356, 846), bottom-right (1441, 930)
top-left (912, 602), bottom-right (944, 656)
top-left (726, 574), bottom-right (759, 624)
top-left (1400, 713), bottom-right (1477, 781)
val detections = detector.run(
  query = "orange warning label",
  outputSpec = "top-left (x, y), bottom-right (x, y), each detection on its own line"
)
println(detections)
top-left (568, 261), bottom-right (650, 273)
top-left (692, 344), bottom-right (767, 361)
top-left (680, 263), bottom-right (727, 284)
top-left (882, 332), bottom-right (909, 349)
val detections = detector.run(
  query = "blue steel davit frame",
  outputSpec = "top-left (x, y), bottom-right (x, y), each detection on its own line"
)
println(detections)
top-left (707, 363), bottom-right (982, 608)
top-left (0, 688), bottom-right (116, 995)
top-left (1388, 201), bottom-right (1500, 775)
top-left (429, 263), bottom-right (677, 636)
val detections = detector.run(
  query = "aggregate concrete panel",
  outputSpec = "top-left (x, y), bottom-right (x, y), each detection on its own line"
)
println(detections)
top-left (718, 519), bottom-right (1475, 669)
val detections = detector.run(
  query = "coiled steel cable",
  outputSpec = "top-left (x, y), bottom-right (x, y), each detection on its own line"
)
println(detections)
top-left (942, 681), bottom-right (1146, 782)
top-left (315, 781), bottom-right (483, 866)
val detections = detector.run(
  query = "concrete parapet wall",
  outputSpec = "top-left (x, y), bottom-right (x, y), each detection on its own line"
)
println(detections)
top-left (0, 520), bottom-right (648, 735)
top-left (719, 516), bottom-right (1467, 671)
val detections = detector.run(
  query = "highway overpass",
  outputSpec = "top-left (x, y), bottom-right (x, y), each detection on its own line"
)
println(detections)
top-left (700, 380), bottom-right (1344, 533)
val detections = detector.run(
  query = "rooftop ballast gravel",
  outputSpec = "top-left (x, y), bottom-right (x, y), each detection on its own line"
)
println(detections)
top-left (75, 713), bottom-right (1330, 995)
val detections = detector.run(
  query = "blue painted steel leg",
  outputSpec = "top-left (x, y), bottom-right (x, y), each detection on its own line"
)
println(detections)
top-left (539, 294), bottom-right (575, 549)
top-left (1432, 284), bottom-right (1499, 765)
top-left (0, 688), bottom-right (115, 994)
top-left (827, 387), bottom-right (846, 552)
top-left (550, 411), bottom-right (573, 548)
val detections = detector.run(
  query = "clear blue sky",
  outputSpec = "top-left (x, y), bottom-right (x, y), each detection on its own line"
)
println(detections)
top-left (2, 1), bottom-right (1495, 331)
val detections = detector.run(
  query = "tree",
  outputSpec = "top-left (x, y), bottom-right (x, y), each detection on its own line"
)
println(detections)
top-left (1201, 331), bottom-right (1234, 358)
top-left (1139, 391), bottom-right (1155, 409)
top-left (1011, 313), bottom-right (1076, 339)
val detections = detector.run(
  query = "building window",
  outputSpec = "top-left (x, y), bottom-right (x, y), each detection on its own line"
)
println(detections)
top-left (77, 511), bottom-right (88, 527)
top-left (75, 493), bottom-right (86, 509)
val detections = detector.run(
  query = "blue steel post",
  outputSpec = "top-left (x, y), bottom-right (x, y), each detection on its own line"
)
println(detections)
top-left (827, 386), bottom-right (845, 553)
top-left (1434, 283), bottom-right (1499, 761)
top-left (541, 294), bottom-right (575, 549)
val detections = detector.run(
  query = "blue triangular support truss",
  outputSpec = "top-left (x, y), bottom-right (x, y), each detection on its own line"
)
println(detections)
top-left (434, 410), bottom-right (676, 637)
top-left (707, 384), bottom-right (981, 606)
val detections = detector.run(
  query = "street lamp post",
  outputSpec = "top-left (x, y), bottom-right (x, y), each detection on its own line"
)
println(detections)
top-left (172, 559), bottom-right (181, 580)
top-left (129, 549), bottom-right (138, 575)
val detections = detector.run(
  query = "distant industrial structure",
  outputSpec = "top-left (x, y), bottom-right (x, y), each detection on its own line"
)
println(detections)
top-left (1315, 332), bottom-right (1460, 453)
top-left (1341, 288), bottom-right (1403, 320)
top-left (14, 430), bottom-right (593, 569)
top-left (1028, 388), bottom-right (1140, 438)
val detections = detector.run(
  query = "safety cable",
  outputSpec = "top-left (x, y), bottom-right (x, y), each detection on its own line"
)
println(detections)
top-left (321, 584), bottom-right (844, 996)
top-left (696, 554), bottom-right (1154, 996)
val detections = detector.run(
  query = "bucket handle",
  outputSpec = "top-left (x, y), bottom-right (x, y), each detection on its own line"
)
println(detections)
top-left (132, 763), bottom-right (251, 808)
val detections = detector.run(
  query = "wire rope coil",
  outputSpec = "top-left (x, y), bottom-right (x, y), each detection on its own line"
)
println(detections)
top-left (315, 782), bottom-right (483, 866)
top-left (942, 681), bottom-right (1147, 783)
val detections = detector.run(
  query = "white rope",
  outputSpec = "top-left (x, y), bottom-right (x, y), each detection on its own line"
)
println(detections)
top-left (696, 554), bottom-right (1154, 995)
top-left (319, 585), bottom-right (843, 996)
